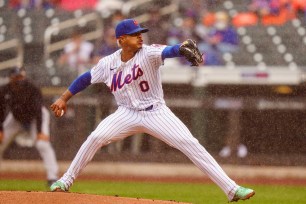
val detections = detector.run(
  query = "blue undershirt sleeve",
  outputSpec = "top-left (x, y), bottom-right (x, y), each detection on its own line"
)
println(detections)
top-left (68, 71), bottom-right (92, 95)
top-left (161, 44), bottom-right (181, 60)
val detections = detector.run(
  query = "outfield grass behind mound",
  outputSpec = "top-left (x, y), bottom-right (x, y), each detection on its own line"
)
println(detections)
top-left (0, 180), bottom-right (305, 204)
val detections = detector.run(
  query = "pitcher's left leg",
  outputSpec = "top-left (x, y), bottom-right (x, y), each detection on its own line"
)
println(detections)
top-left (143, 105), bottom-right (239, 200)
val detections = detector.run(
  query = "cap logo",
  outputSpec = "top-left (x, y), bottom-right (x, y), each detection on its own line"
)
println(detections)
top-left (133, 20), bottom-right (138, 26)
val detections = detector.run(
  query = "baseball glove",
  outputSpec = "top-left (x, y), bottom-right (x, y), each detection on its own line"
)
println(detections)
top-left (179, 39), bottom-right (204, 66)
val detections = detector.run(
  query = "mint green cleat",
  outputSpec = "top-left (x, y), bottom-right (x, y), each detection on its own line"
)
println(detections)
top-left (231, 187), bottom-right (255, 202)
top-left (50, 181), bottom-right (67, 192)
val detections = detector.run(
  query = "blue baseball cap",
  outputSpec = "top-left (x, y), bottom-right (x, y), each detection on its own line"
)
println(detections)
top-left (115, 19), bottom-right (148, 38)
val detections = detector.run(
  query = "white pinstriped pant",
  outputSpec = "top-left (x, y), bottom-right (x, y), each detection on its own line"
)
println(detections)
top-left (0, 107), bottom-right (58, 181)
top-left (60, 104), bottom-right (239, 200)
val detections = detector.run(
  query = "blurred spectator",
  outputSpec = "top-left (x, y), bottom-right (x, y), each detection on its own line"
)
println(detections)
top-left (167, 7), bottom-right (207, 44)
top-left (167, 9), bottom-right (208, 65)
top-left (205, 11), bottom-right (239, 53)
top-left (199, 11), bottom-right (239, 65)
top-left (178, 0), bottom-right (209, 18)
top-left (250, 0), bottom-right (295, 25)
top-left (104, 10), bottom-right (126, 28)
top-left (9, 0), bottom-right (59, 10)
top-left (60, 0), bottom-right (97, 11)
top-left (57, 28), bottom-right (94, 77)
top-left (92, 27), bottom-right (118, 64)
top-left (248, 0), bottom-right (272, 17)
top-left (248, 0), bottom-right (292, 17)
top-left (167, 28), bottom-right (183, 46)
top-left (143, 7), bottom-right (169, 44)
top-left (292, 0), bottom-right (306, 22)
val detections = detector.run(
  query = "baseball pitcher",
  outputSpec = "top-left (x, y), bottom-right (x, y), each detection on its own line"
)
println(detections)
top-left (50, 19), bottom-right (254, 202)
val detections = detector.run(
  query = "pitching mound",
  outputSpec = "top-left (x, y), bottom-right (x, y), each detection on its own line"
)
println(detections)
top-left (0, 191), bottom-right (187, 204)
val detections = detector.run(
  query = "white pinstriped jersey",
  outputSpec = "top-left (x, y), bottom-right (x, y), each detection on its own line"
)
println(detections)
top-left (91, 44), bottom-right (166, 110)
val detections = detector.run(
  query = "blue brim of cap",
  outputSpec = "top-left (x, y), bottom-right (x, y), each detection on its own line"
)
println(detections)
top-left (126, 27), bottom-right (149, 35)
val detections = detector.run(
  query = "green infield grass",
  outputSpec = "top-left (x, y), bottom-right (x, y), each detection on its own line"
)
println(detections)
top-left (0, 179), bottom-right (305, 204)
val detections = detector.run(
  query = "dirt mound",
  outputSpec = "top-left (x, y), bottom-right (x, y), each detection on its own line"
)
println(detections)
top-left (0, 191), bottom-right (188, 204)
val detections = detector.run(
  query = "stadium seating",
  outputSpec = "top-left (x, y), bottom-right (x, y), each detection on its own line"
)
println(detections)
top-left (219, 0), bottom-right (306, 68)
top-left (1, 0), bottom-right (306, 86)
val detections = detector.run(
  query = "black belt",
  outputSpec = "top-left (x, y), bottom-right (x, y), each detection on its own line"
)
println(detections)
top-left (140, 105), bottom-right (153, 111)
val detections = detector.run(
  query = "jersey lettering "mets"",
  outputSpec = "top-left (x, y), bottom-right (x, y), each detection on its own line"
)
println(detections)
top-left (111, 64), bottom-right (144, 92)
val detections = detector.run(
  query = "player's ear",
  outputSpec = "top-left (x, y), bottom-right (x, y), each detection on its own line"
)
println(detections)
top-left (117, 39), bottom-right (121, 47)
top-left (117, 38), bottom-right (123, 47)
top-left (117, 36), bottom-right (125, 46)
